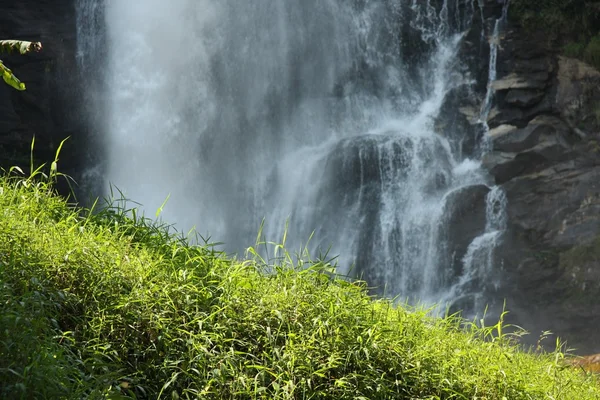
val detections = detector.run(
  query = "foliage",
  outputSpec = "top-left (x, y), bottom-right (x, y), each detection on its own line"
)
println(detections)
top-left (1, 158), bottom-right (600, 398)
top-left (509, 1), bottom-right (600, 69)
top-left (563, 41), bottom-right (587, 59)
top-left (509, 0), bottom-right (600, 38)
top-left (0, 39), bottom-right (43, 90)
top-left (561, 35), bottom-right (600, 70)
top-left (584, 35), bottom-right (600, 70)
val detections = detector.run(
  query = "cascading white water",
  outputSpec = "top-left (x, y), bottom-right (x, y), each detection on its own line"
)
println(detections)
top-left (442, 0), bottom-right (511, 313)
top-left (479, 0), bottom-right (510, 147)
top-left (77, 0), bottom-right (508, 312)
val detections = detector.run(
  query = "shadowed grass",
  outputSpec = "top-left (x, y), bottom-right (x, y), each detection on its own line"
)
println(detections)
top-left (1, 167), bottom-right (600, 399)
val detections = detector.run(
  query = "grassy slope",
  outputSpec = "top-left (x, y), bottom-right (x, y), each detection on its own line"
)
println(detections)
top-left (0, 172), bottom-right (599, 399)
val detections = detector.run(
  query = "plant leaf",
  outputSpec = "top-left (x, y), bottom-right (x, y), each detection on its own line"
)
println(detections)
top-left (0, 40), bottom-right (42, 55)
top-left (0, 60), bottom-right (25, 91)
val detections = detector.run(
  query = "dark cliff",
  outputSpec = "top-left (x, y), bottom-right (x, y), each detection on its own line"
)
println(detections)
top-left (483, 19), bottom-right (600, 353)
top-left (0, 0), bottom-right (93, 189)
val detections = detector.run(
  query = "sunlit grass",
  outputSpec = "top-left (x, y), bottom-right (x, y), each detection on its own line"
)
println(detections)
top-left (1, 154), bottom-right (599, 398)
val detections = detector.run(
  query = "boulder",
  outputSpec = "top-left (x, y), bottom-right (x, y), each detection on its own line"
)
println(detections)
top-left (483, 116), bottom-right (575, 184)
top-left (312, 132), bottom-right (456, 292)
top-left (486, 106), bottom-right (525, 128)
top-left (319, 133), bottom-right (412, 197)
top-left (489, 115), bottom-right (572, 153)
top-left (312, 133), bottom-right (414, 289)
top-left (504, 89), bottom-right (545, 108)
top-left (482, 151), bottom-right (519, 183)
top-left (491, 71), bottom-right (550, 91)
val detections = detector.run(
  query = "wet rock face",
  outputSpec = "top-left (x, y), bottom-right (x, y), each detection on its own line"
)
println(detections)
top-left (314, 133), bottom-right (453, 291)
top-left (482, 21), bottom-right (600, 353)
top-left (0, 0), bottom-right (85, 180)
top-left (441, 184), bottom-right (490, 276)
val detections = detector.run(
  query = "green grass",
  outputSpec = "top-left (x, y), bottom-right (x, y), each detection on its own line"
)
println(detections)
top-left (1, 167), bottom-right (600, 399)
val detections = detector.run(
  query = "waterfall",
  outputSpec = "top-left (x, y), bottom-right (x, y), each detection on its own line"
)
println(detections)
top-left (76, 0), bottom-right (508, 312)
top-left (440, 0), bottom-right (510, 314)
